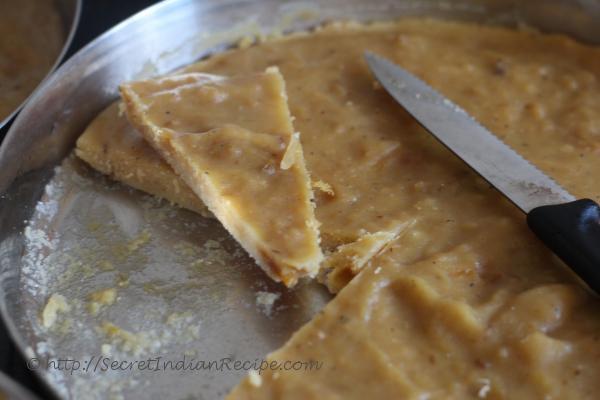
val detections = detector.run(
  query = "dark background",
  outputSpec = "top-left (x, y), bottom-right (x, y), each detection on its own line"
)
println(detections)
top-left (0, 1), bottom-right (160, 398)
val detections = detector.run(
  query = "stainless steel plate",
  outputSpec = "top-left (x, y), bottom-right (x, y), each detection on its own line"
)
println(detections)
top-left (0, 0), bottom-right (81, 130)
top-left (1, 0), bottom-right (599, 399)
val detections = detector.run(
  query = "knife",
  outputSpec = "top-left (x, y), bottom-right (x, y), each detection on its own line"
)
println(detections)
top-left (365, 52), bottom-right (600, 294)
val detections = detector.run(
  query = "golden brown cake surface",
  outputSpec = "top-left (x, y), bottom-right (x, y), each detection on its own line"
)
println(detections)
top-left (74, 18), bottom-right (600, 399)
top-left (229, 238), bottom-right (599, 399)
top-left (120, 70), bottom-right (323, 286)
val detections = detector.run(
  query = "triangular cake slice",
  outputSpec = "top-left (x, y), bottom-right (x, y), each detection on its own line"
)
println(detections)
top-left (120, 68), bottom-right (323, 286)
top-left (75, 102), bottom-right (211, 217)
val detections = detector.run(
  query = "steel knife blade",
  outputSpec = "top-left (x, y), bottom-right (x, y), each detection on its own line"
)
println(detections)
top-left (365, 52), bottom-right (573, 213)
top-left (365, 52), bottom-right (600, 293)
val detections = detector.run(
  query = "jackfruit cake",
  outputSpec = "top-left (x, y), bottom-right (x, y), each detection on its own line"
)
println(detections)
top-left (74, 18), bottom-right (600, 399)
top-left (120, 68), bottom-right (323, 286)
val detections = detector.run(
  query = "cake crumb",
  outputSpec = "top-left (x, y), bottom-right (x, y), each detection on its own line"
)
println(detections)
top-left (87, 288), bottom-right (117, 315)
top-left (116, 273), bottom-right (130, 288)
top-left (101, 344), bottom-right (112, 356)
top-left (248, 370), bottom-right (262, 387)
top-left (41, 294), bottom-right (70, 328)
top-left (126, 229), bottom-right (151, 252)
top-left (255, 291), bottom-right (280, 317)
top-left (99, 322), bottom-right (153, 356)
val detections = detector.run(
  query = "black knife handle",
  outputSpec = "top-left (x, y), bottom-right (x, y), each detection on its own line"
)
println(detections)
top-left (527, 199), bottom-right (600, 294)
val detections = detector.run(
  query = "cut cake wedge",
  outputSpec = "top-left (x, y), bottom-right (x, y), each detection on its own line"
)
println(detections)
top-left (120, 68), bottom-right (323, 286)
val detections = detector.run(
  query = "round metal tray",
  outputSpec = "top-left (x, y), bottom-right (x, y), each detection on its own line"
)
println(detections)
top-left (0, 0), bottom-right (81, 130)
top-left (0, 0), bottom-right (598, 399)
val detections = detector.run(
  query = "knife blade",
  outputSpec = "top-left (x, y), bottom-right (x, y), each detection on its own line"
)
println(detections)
top-left (365, 52), bottom-right (600, 293)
